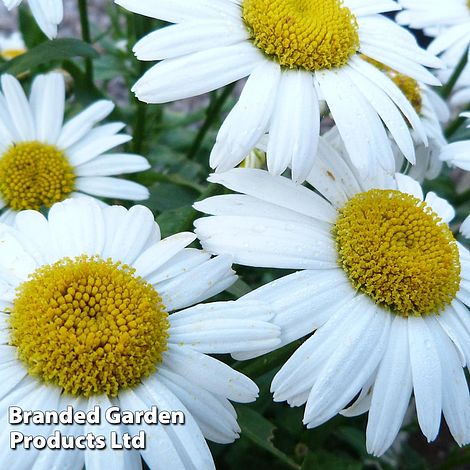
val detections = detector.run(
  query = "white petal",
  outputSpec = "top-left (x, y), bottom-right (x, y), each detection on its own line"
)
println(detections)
top-left (75, 153), bottom-right (150, 176)
top-left (146, 248), bottom-right (210, 284)
top-left (47, 198), bottom-right (106, 259)
top-left (138, 377), bottom-right (215, 469)
top-left (67, 134), bottom-right (132, 167)
top-left (430, 318), bottom-right (470, 446)
top-left (267, 69), bottom-right (319, 183)
top-left (1, 74), bottom-right (35, 141)
top-left (156, 254), bottom-right (236, 310)
top-left (84, 395), bottom-right (141, 470)
top-left (240, 269), bottom-right (354, 355)
top-left (348, 56), bottom-right (428, 145)
top-left (158, 368), bottom-right (240, 444)
top-left (100, 205), bottom-right (157, 264)
top-left (344, 65), bottom-right (415, 164)
top-left (75, 177), bottom-right (149, 201)
top-left (194, 215), bottom-right (336, 270)
top-left (115, 0), bottom-right (241, 23)
top-left (28, 0), bottom-right (61, 39)
top-left (303, 300), bottom-right (391, 427)
top-left (134, 19), bottom-right (249, 61)
top-left (58, 100), bottom-right (114, 150)
top-left (425, 192), bottom-right (455, 223)
top-left (408, 316), bottom-right (442, 442)
top-left (316, 68), bottom-right (394, 176)
top-left (162, 344), bottom-right (258, 403)
top-left (133, 42), bottom-right (263, 103)
top-left (169, 300), bottom-right (280, 353)
top-left (461, 216), bottom-right (470, 239)
top-left (29, 73), bottom-right (64, 144)
top-left (133, 232), bottom-right (197, 279)
top-left (117, 389), bottom-right (187, 470)
top-left (366, 316), bottom-right (413, 457)
top-left (395, 173), bottom-right (424, 200)
top-left (210, 59), bottom-right (281, 172)
top-left (201, 169), bottom-right (336, 222)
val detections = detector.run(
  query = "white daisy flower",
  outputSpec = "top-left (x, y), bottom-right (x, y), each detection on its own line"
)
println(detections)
top-left (0, 72), bottom-right (150, 223)
top-left (1, 0), bottom-right (63, 39)
top-left (0, 31), bottom-right (26, 61)
top-left (398, 0), bottom-right (470, 62)
top-left (387, 77), bottom-right (448, 182)
top-left (194, 143), bottom-right (470, 456)
top-left (115, 0), bottom-right (441, 182)
top-left (322, 56), bottom-right (449, 182)
top-left (461, 215), bottom-right (470, 238)
top-left (440, 112), bottom-right (470, 170)
top-left (0, 197), bottom-right (280, 469)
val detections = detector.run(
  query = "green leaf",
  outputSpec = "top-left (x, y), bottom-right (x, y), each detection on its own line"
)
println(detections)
top-left (19, 6), bottom-right (47, 48)
top-left (147, 182), bottom-right (199, 213)
top-left (237, 406), bottom-right (301, 470)
top-left (335, 427), bottom-right (367, 458)
top-left (156, 206), bottom-right (196, 239)
top-left (0, 39), bottom-right (99, 75)
top-left (235, 340), bottom-right (302, 379)
top-left (301, 451), bottom-right (362, 470)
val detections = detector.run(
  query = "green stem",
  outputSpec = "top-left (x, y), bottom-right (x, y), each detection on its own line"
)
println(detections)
top-left (187, 83), bottom-right (236, 159)
top-left (133, 101), bottom-right (147, 154)
top-left (132, 14), bottom-right (152, 155)
top-left (78, 0), bottom-right (93, 85)
top-left (441, 46), bottom-right (469, 100)
top-left (445, 107), bottom-right (469, 139)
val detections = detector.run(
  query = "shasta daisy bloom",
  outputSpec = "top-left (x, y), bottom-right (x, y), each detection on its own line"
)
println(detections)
top-left (398, 0), bottom-right (470, 62)
top-left (339, 57), bottom-right (449, 181)
top-left (439, 112), bottom-right (470, 171)
top-left (194, 144), bottom-right (470, 456)
top-left (0, 72), bottom-right (150, 223)
top-left (0, 198), bottom-right (280, 469)
top-left (2, 0), bottom-right (63, 39)
top-left (0, 31), bottom-right (26, 61)
top-left (115, 0), bottom-right (440, 182)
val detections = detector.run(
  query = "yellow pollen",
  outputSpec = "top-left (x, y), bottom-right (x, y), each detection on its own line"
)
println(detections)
top-left (9, 255), bottom-right (169, 397)
top-left (0, 48), bottom-right (26, 60)
top-left (0, 141), bottom-right (75, 211)
top-left (334, 189), bottom-right (461, 317)
top-left (242, 0), bottom-right (359, 71)
top-left (364, 57), bottom-right (423, 114)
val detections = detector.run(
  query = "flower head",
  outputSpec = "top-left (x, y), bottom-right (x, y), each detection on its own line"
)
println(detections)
top-left (194, 139), bottom-right (470, 456)
top-left (398, 0), bottom-right (470, 62)
top-left (0, 73), bottom-right (150, 223)
top-left (115, 0), bottom-right (441, 182)
top-left (0, 198), bottom-right (280, 468)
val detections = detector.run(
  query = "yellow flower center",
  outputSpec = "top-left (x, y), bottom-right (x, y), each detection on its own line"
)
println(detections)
top-left (365, 57), bottom-right (422, 114)
top-left (334, 189), bottom-right (460, 317)
top-left (0, 141), bottom-right (75, 211)
top-left (9, 256), bottom-right (169, 397)
top-left (0, 48), bottom-right (26, 60)
top-left (242, 0), bottom-right (359, 71)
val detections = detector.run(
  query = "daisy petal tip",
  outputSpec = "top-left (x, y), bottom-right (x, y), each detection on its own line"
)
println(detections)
top-left (115, 185), bottom-right (150, 202)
